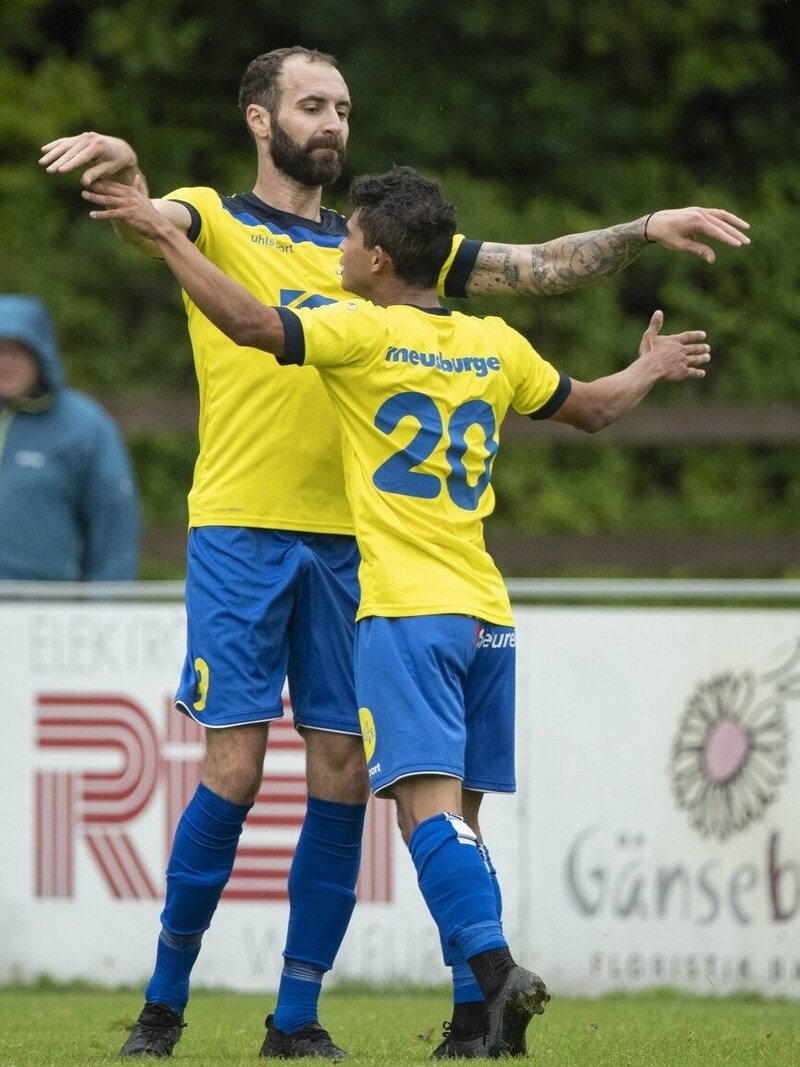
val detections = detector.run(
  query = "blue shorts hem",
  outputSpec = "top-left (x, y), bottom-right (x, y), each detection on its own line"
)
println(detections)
top-left (175, 698), bottom-right (285, 729)
top-left (370, 766), bottom-right (462, 794)
top-left (463, 779), bottom-right (517, 794)
top-left (294, 721), bottom-right (362, 737)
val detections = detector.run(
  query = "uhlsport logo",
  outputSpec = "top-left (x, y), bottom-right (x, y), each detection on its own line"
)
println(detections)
top-left (670, 636), bottom-right (798, 840)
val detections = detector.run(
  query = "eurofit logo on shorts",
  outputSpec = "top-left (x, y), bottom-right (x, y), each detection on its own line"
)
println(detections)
top-left (477, 629), bottom-right (516, 650)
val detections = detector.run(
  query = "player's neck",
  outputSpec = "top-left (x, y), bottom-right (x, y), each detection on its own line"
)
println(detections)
top-left (251, 163), bottom-right (325, 222)
top-left (368, 280), bottom-right (440, 309)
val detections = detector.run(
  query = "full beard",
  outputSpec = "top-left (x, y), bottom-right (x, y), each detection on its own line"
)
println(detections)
top-left (269, 120), bottom-right (346, 186)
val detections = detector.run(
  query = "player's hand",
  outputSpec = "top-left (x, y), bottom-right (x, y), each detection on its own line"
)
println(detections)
top-left (39, 132), bottom-right (141, 187)
top-left (645, 208), bottom-right (750, 264)
top-left (82, 177), bottom-right (167, 239)
top-left (639, 310), bottom-right (710, 381)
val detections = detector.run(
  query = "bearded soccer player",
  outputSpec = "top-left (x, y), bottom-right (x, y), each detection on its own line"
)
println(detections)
top-left (85, 163), bottom-right (710, 1058)
top-left (42, 47), bottom-right (746, 1059)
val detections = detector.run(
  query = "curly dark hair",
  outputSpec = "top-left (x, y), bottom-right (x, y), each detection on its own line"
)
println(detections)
top-left (349, 166), bottom-right (457, 288)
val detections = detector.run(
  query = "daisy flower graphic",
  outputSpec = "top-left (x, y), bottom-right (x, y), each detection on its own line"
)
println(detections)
top-left (670, 669), bottom-right (789, 840)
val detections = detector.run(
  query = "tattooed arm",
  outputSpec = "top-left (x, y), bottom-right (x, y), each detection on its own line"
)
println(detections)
top-left (466, 208), bottom-right (750, 296)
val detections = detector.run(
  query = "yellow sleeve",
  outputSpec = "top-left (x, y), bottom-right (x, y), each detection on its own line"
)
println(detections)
top-left (162, 186), bottom-right (219, 249)
top-left (504, 325), bottom-right (565, 416)
top-left (292, 300), bottom-right (383, 370)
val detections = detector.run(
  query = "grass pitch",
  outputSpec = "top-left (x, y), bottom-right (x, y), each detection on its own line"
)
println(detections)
top-left (0, 983), bottom-right (797, 1066)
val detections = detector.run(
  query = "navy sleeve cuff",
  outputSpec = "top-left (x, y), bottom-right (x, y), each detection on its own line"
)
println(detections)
top-left (168, 200), bottom-right (202, 243)
top-left (275, 307), bottom-right (305, 365)
top-left (528, 373), bottom-right (572, 420)
top-left (443, 239), bottom-right (483, 298)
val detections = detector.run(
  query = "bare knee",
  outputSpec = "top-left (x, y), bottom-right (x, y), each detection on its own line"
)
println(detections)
top-left (390, 775), bottom-right (464, 844)
top-left (304, 729), bottom-right (370, 805)
top-left (202, 723), bottom-right (269, 805)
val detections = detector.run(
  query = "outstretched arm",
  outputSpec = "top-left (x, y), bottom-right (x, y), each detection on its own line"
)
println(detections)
top-left (466, 207), bottom-right (750, 296)
top-left (40, 131), bottom-right (144, 186)
top-left (39, 131), bottom-right (192, 256)
top-left (552, 310), bottom-right (710, 432)
top-left (82, 179), bottom-right (287, 356)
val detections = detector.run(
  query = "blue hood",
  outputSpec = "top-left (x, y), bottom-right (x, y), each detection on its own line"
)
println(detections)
top-left (0, 294), bottom-right (65, 394)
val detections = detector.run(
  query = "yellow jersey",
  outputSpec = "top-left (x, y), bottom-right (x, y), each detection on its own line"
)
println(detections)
top-left (278, 300), bottom-right (569, 625)
top-left (164, 187), bottom-right (478, 533)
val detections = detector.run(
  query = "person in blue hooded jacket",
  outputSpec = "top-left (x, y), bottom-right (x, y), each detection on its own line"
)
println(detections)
top-left (0, 294), bottom-right (140, 581)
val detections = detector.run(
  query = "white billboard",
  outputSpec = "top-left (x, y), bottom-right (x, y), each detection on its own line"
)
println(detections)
top-left (513, 606), bottom-right (800, 999)
top-left (0, 599), bottom-right (797, 998)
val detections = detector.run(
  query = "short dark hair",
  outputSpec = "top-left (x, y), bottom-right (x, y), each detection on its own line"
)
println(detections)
top-left (238, 47), bottom-right (339, 118)
top-left (348, 166), bottom-right (457, 288)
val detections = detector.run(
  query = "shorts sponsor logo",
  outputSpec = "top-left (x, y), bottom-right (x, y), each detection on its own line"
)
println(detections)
top-left (193, 657), bottom-right (209, 712)
top-left (478, 629), bottom-right (516, 650)
top-left (359, 706), bottom-right (377, 762)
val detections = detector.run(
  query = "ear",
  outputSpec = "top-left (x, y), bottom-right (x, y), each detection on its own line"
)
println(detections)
top-left (246, 104), bottom-right (270, 141)
top-left (372, 245), bottom-right (393, 275)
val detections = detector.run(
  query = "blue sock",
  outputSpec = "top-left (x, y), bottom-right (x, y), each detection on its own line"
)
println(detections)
top-left (273, 796), bottom-right (366, 1031)
top-left (409, 813), bottom-right (506, 963)
top-left (478, 841), bottom-right (503, 921)
top-left (452, 960), bottom-right (483, 1004)
top-left (444, 840), bottom-right (503, 1006)
top-left (145, 782), bottom-right (250, 1014)
top-left (272, 960), bottom-right (325, 1033)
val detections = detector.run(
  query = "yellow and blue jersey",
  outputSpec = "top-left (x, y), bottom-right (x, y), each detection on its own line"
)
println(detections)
top-left (276, 299), bottom-right (570, 625)
top-left (164, 186), bottom-right (478, 533)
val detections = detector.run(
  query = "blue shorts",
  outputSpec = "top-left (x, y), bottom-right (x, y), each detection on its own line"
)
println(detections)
top-left (175, 527), bottom-right (360, 731)
top-left (355, 614), bottom-right (516, 795)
